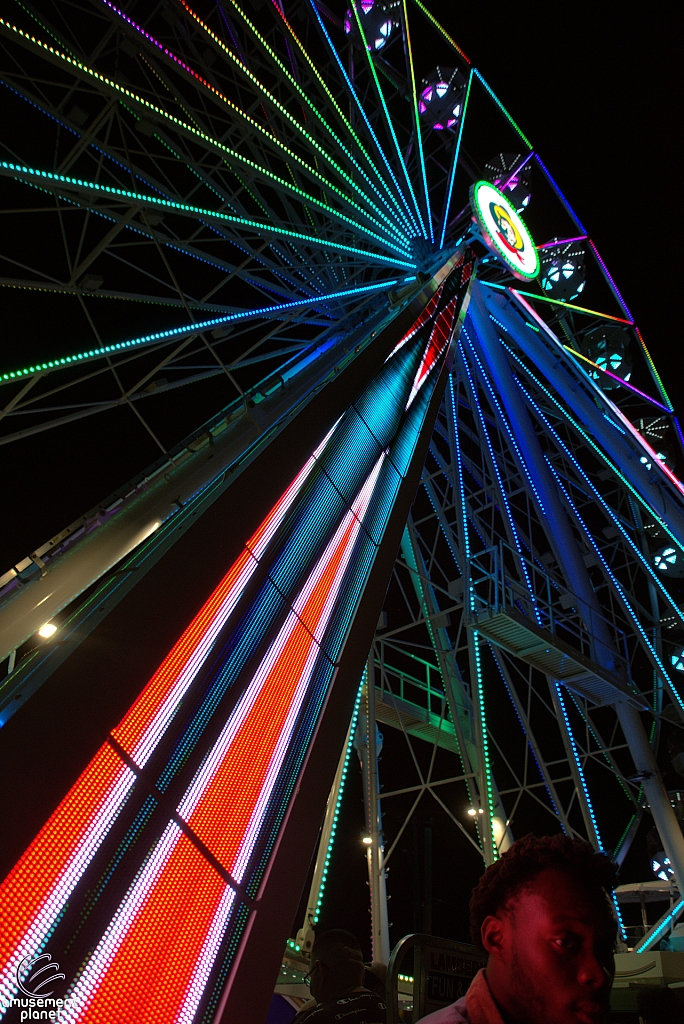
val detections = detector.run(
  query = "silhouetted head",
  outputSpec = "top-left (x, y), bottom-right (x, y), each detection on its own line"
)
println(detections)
top-left (307, 929), bottom-right (365, 1004)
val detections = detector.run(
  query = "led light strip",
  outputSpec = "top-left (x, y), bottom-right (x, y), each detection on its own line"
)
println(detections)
top-left (306, 0), bottom-right (419, 236)
top-left (2, 13), bottom-right (405, 253)
top-left (439, 68), bottom-right (473, 250)
top-left (0, 426), bottom-right (335, 1006)
top-left (1, 159), bottom-right (413, 270)
top-left (0, 274), bottom-right (401, 382)
top-left (409, 0), bottom-right (471, 63)
top-left (60, 457), bottom-right (385, 1022)
top-left (261, 1), bottom-right (411, 235)
top-left (474, 71), bottom-right (532, 150)
top-left (483, 282), bottom-right (634, 325)
top-left (560, 344), bottom-right (668, 411)
top-left (349, 0), bottom-right (427, 239)
top-left (102, 1), bottom-right (408, 249)
top-left (511, 291), bottom-right (684, 500)
top-left (402, 0), bottom-right (433, 242)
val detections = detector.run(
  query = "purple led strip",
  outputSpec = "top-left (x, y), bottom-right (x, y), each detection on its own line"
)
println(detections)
top-left (587, 239), bottom-right (634, 323)
top-left (499, 150), bottom-right (535, 195)
top-left (536, 235), bottom-right (588, 250)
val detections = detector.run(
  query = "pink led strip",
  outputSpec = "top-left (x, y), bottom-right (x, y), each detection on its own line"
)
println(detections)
top-left (513, 292), bottom-right (684, 499)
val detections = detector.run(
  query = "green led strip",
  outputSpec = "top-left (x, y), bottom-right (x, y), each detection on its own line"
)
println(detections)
top-left (474, 71), bottom-right (533, 150)
top-left (0, 161), bottom-right (415, 270)
top-left (221, 0), bottom-right (413, 240)
top-left (409, 0), bottom-right (471, 64)
top-left (0, 17), bottom-right (407, 254)
top-left (312, 682), bottom-right (364, 924)
top-left (12, 0), bottom-right (77, 57)
top-left (402, 0), bottom-right (432, 242)
top-left (349, 0), bottom-right (425, 238)
top-left (482, 280), bottom-right (633, 324)
top-left (472, 634), bottom-right (497, 860)
top-left (172, 1), bottom-right (408, 247)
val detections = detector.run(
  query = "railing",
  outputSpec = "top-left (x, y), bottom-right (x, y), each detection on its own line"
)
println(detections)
top-left (466, 542), bottom-right (630, 683)
top-left (375, 648), bottom-right (447, 720)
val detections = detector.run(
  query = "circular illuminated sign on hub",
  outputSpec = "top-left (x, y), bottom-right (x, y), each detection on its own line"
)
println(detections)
top-left (470, 180), bottom-right (539, 280)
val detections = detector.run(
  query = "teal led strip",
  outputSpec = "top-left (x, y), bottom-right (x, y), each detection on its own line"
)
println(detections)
top-left (474, 71), bottom-right (533, 150)
top-left (0, 162), bottom-right (415, 269)
top-left (222, 0), bottom-right (411, 242)
top-left (0, 277), bottom-right (401, 382)
top-left (402, 0), bottom-right (433, 242)
top-left (449, 364), bottom-right (496, 858)
top-left (439, 68), bottom-right (473, 250)
top-left (312, 682), bottom-right (364, 925)
top-left (349, 0), bottom-right (426, 238)
top-left (0, 16), bottom-right (406, 253)
top-left (634, 898), bottom-right (684, 952)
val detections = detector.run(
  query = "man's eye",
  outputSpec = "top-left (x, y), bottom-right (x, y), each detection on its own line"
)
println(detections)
top-left (554, 936), bottom-right (579, 951)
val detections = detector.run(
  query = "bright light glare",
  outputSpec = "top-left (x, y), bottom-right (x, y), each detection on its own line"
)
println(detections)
top-left (467, 808), bottom-right (476, 816)
top-left (38, 622), bottom-right (57, 638)
top-left (362, 835), bottom-right (373, 845)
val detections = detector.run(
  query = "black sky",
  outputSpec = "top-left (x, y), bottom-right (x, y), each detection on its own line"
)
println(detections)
top-left (1, 0), bottom-right (678, 959)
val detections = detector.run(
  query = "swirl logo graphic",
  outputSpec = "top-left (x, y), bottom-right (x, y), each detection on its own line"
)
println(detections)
top-left (16, 953), bottom-right (65, 998)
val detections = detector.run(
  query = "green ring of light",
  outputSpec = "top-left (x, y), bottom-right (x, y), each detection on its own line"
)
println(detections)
top-left (471, 180), bottom-right (540, 280)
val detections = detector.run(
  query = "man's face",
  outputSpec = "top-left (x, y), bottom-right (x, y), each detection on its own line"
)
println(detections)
top-left (483, 868), bottom-right (616, 1024)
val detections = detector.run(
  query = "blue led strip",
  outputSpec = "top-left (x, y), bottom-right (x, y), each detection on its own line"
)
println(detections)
top-left (554, 685), bottom-right (604, 850)
top-left (509, 353), bottom-right (684, 714)
top-left (544, 457), bottom-right (684, 716)
top-left (0, 279), bottom-right (401, 381)
top-left (519, 377), bottom-right (684, 631)
top-left (0, 162), bottom-right (416, 267)
top-left (448, 361), bottom-right (497, 856)
top-left (307, 1), bottom-right (419, 238)
top-left (497, 332), bottom-right (684, 557)
top-left (439, 68), bottom-right (473, 249)
top-left (533, 154), bottom-right (588, 236)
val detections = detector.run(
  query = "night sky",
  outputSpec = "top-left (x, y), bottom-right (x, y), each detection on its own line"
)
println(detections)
top-left (1, 0), bottom-right (678, 960)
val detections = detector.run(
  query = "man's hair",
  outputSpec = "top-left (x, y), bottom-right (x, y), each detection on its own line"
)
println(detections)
top-left (469, 833), bottom-right (618, 949)
top-left (312, 929), bottom-right (364, 966)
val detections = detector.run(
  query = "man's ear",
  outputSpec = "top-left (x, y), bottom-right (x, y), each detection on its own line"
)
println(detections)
top-left (480, 914), bottom-right (508, 958)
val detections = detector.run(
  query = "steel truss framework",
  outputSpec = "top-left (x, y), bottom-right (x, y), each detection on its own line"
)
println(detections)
top-left (0, 2), bottom-right (683, 1022)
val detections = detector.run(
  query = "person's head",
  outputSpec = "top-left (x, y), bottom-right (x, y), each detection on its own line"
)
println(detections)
top-left (307, 929), bottom-right (365, 1004)
top-left (469, 833), bottom-right (618, 1024)
top-left (636, 985), bottom-right (683, 1024)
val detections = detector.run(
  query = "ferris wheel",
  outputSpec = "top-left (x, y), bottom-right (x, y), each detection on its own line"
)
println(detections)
top-left (0, 2), bottom-right (683, 1022)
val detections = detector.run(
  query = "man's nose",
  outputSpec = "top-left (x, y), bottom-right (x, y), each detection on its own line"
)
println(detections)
top-left (577, 948), bottom-right (611, 989)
